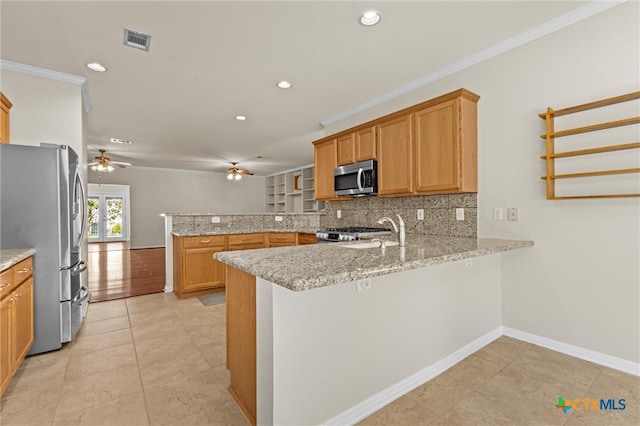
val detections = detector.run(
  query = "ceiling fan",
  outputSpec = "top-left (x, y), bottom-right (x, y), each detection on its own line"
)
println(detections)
top-left (226, 162), bottom-right (254, 180)
top-left (89, 149), bottom-right (132, 172)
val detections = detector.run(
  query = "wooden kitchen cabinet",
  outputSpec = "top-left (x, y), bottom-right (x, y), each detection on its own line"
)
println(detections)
top-left (173, 235), bottom-right (227, 299)
top-left (337, 133), bottom-right (356, 166)
top-left (355, 126), bottom-right (376, 162)
top-left (228, 233), bottom-right (266, 250)
top-left (296, 233), bottom-right (318, 245)
top-left (414, 93), bottom-right (478, 193)
top-left (268, 232), bottom-right (296, 247)
top-left (1, 256), bottom-right (34, 397)
top-left (312, 88), bottom-right (479, 198)
top-left (313, 138), bottom-right (341, 201)
top-left (0, 93), bottom-right (12, 144)
top-left (376, 114), bottom-right (414, 196)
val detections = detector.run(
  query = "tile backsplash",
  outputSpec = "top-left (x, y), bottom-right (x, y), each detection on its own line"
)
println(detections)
top-left (320, 193), bottom-right (477, 237)
top-left (168, 193), bottom-right (477, 237)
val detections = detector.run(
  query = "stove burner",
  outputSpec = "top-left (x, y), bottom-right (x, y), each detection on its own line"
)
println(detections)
top-left (316, 226), bottom-right (393, 242)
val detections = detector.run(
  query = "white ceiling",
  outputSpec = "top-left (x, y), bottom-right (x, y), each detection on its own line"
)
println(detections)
top-left (1, 1), bottom-right (593, 175)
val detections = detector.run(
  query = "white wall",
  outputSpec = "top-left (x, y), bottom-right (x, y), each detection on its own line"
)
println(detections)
top-left (89, 166), bottom-right (265, 248)
top-left (258, 256), bottom-right (502, 425)
top-left (0, 70), bottom-right (85, 165)
top-left (326, 2), bottom-right (639, 364)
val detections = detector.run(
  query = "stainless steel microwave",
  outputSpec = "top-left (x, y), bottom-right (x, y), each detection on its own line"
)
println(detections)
top-left (334, 159), bottom-right (378, 196)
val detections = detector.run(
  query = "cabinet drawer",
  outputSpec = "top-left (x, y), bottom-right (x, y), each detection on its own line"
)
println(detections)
top-left (181, 235), bottom-right (226, 248)
top-left (297, 233), bottom-right (318, 245)
top-left (13, 257), bottom-right (33, 286)
top-left (269, 233), bottom-right (296, 245)
top-left (228, 233), bottom-right (265, 248)
top-left (0, 269), bottom-right (12, 300)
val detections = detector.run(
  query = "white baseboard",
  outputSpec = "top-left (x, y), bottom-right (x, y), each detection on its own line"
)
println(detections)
top-left (323, 326), bottom-right (639, 425)
top-left (323, 327), bottom-right (503, 426)
top-left (502, 327), bottom-right (640, 377)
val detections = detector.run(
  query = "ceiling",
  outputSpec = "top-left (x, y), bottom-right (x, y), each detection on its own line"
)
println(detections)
top-left (1, 1), bottom-right (592, 176)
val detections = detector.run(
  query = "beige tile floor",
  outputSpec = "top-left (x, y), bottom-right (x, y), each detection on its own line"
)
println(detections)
top-left (0, 292), bottom-right (637, 426)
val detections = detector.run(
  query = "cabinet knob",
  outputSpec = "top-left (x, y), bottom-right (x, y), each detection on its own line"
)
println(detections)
top-left (13, 293), bottom-right (21, 300)
top-left (0, 283), bottom-right (10, 290)
top-left (17, 268), bottom-right (31, 274)
top-left (199, 240), bottom-right (211, 244)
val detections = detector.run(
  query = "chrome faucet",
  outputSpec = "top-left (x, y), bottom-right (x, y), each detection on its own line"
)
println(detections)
top-left (377, 214), bottom-right (406, 247)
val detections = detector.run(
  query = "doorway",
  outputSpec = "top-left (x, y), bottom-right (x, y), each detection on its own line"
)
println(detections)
top-left (88, 194), bottom-right (127, 242)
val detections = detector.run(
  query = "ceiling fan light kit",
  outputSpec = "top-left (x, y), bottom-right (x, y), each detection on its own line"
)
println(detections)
top-left (89, 149), bottom-right (131, 172)
top-left (226, 162), bottom-right (253, 181)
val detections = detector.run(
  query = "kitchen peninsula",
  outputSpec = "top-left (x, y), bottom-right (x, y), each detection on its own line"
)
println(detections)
top-left (215, 235), bottom-right (533, 425)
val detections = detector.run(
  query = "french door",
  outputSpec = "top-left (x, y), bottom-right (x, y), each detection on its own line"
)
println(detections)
top-left (87, 194), bottom-right (127, 242)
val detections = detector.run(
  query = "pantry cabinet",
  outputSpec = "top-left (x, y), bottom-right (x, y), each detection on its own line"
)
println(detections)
top-left (1, 256), bottom-right (34, 396)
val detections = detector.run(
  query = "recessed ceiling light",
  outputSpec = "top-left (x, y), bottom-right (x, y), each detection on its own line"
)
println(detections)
top-left (235, 115), bottom-right (247, 121)
top-left (277, 81), bottom-right (292, 89)
top-left (86, 62), bottom-right (107, 72)
top-left (359, 10), bottom-right (381, 26)
top-left (110, 138), bottom-right (132, 144)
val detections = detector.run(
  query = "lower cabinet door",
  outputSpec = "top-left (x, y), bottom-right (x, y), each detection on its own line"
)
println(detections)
top-left (13, 278), bottom-right (34, 364)
top-left (0, 296), bottom-right (12, 395)
top-left (183, 247), bottom-right (226, 292)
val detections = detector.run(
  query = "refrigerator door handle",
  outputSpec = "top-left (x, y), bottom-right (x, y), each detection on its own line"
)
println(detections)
top-left (71, 261), bottom-right (87, 276)
top-left (76, 170), bottom-right (88, 243)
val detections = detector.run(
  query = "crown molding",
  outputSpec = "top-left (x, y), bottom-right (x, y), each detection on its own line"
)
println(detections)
top-left (320, 0), bottom-right (625, 128)
top-left (0, 59), bottom-right (93, 112)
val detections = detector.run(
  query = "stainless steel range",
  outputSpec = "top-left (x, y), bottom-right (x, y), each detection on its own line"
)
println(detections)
top-left (316, 227), bottom-right (392, 242)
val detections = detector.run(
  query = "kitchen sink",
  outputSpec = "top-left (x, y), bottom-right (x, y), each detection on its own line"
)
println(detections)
top-left (341, 240), bottom-right (399, 249)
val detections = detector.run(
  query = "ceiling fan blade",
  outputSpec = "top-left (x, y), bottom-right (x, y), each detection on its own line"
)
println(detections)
top-left (111, 162), bottom-right (131, 168)
top-left (237, 169), bottom-right (254, 175)
top-left (88, 161), bottom-right (99, 166)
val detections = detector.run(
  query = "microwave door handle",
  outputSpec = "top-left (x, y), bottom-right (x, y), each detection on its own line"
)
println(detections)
top-left (357, 168), bottom-right (364, 192)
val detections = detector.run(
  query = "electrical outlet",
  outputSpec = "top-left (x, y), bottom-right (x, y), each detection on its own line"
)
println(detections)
top-left (508, 208), bottom-right (519, 222)
top-left (417, 209), bottom-right (424, 220)
top-left (356, 278), bottom-right (371, 291)
top-left (211, 216), bottom-right (221, 223)
top-left (337, 209), bottom-right (341, 219)
top-left (456, 208), bottom-right (465, 221)
top-left (275, 215), bottom-right (283, 222)
top-left (465, 258), bottom-right (473, 267)
top-left (493, 208), bottom-right (503, 221)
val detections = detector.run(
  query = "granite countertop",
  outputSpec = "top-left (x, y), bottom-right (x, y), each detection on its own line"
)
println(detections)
top-left (215, 235), bottom-right (534, 292)
top-left (0, 249), bottom-right (37, 272)
top-left (173, 228), bottom-right (321, 237)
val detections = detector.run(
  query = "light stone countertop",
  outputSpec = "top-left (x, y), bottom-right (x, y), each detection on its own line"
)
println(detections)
top-left (214, 235), bottom-right (534, 292)
top-left (0, 248), bottom-right (37, 272)
top-left (172, 228), bottom-right (321, 237)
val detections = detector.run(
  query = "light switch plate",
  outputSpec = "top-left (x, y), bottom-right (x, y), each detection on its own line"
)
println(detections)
top-left (456, 208), bottom-right (465, 221)
top-left (337, 209), bottom-right (342, 219)
top-left (275, 216), bottom-right (283, 222)
top-left (493, 208), bottom-right (503, 221)
top-left (211, 216), bottom-right (221, 223)
top-left (417, 209), bottom-right (424, 220)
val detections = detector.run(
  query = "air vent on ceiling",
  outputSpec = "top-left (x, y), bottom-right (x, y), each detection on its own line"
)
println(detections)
top-left (123, 28), bottom-right (151, 52)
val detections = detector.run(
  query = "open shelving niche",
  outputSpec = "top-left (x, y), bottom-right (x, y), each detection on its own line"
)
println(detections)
top-left (265, 164), bottom-right (325, 213)
top-left (539, 91), bottom-right (640, 200)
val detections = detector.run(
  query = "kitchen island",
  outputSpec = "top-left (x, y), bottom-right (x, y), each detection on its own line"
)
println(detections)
top-left (215, 235), bottom-right (533, 425)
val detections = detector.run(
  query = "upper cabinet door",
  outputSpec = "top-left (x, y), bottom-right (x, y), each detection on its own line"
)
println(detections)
top-left (355, 126), bottom-right (376, 162)
top-left (336, 134), bottom-right (355, 166)
top-left (414, 95), bottom-right (478, 194)
top-left (314, 138), bottom-right (339, 201)
top-left (376, 114), bottom-right (414, 196)
top-left (414, 99), bottom-right (460, 192)
top-left (0, 93), bottom-right (12, 144)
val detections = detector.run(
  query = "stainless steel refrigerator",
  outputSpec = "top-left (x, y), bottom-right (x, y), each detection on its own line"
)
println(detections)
top-left (1, 143), bottom-right (90, 355)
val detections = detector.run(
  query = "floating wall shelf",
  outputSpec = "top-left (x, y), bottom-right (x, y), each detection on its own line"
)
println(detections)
top-left (539, 91), bottom-right (640, 200)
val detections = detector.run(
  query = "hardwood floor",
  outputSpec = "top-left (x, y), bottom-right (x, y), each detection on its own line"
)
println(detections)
top-left (87, 242), bottom-right (166, 302)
